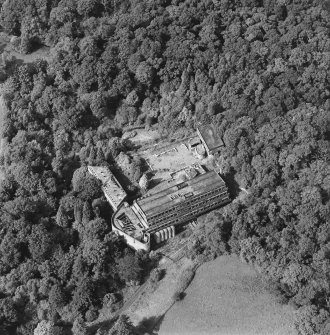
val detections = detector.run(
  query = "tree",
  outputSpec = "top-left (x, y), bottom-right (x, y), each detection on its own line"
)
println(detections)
top-left (77, 0), bottom-right (102, 18)
top-left (136, 61), bottom-right (154, 86)
top-left (56, 204), bottom-right (69, 227)
top-left (82, 201), bottom-right (93, 225)
top-left (88, 147), bottom-right (96, 165)
top-left (117, 252), bottom-right (142, 284)
top-left (72, 316), bottom-right (87, 335)
top-left (71, 277), bottom-right (97, 316)
top-left (48, 284), bottom-right (67, 311)
top-left (28, 224), bottom-right (53, 263)
top-left (96, 147), bottom-right (106, 164)
top-left (109, 315), bottom-right (133, 335)
top-left (72, 167), bottom-right (101, 201)
top-left (33, 320), bottom-right (65, 335)
top-left (0, 298), bottom-right (19, 328)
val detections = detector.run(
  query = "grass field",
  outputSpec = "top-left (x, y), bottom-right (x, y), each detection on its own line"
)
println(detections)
top-left (159, 255), bottom-right (296, 335)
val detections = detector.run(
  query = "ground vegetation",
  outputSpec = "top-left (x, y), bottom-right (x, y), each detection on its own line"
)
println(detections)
top-left (0, 0), bottom-right (329, 334)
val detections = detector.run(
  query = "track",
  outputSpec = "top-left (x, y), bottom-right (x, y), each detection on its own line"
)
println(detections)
top-left (118, 238), bottom-right (190, 317)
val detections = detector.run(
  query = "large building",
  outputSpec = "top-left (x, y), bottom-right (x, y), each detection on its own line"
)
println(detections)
top-left (132, 170), bottom-right (228, 231)
top-left (111, 169), bottom-right (230, 251)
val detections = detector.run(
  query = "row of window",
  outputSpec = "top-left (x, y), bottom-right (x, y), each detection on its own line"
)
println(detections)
top-left (148, 186), bottom-right (227, 221)
top-left (148, 193), bottom-right (229, 227)
top-left (147, 197), bottom-right (229, 232)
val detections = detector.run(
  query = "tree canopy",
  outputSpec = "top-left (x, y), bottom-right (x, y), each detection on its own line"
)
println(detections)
top-left (0, 0), bottom-right (329, 334)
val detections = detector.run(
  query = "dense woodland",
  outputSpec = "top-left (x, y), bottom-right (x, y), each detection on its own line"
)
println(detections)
top-left (0, 0), bottom-right (329, 334)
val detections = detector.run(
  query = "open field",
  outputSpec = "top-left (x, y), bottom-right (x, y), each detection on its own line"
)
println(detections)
top-left (147, 143), bottom-right (198, 172)
top-left (136, 135), bottom-right (215, 193)
top-left (159, 255), bottom-right (296, 335)
top-left (0, 32), bottom-right (51, 64)
top-left (129, 129), bottom-right (160, 144)
top-left (126, 252), bottom-right (194, 332)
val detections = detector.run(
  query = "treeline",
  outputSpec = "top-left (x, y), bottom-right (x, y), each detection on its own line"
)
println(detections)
top-left (0, 0), bottom-right (329, 334)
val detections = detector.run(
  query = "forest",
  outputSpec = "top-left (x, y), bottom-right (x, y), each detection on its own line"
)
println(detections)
top-left (0, 0), bottom-right (329, 334)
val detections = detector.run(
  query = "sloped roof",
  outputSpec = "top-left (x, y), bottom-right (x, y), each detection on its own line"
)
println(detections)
top-left (197, 125), bottom-right (224, 152)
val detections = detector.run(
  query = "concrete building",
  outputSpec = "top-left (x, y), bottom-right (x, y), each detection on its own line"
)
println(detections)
top-left (88, 166), bottom-right (127, 211)
top-left (89, 164), bottom-right (230, 251)
top-left (112, 170), bottom-right (230, 251)
top-left (197, 125), bottom-right (224, 155)
top-left (132, 170), bottom-right (229, 231)
top-left (188, 136), bottom-right (201, 150)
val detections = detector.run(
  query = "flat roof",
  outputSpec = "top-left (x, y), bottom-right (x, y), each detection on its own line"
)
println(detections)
top-left (88, 166), bottom-right (126, 209)
top-left (136, 171), bottom-right (226, 218)
top-left (197, 125), bottom-right (224, 152)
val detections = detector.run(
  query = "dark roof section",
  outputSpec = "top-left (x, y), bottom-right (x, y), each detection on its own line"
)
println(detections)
top-left (136, 171), bottom-right (226, 217)
top-left (197, 125), bottom-right (224, 153)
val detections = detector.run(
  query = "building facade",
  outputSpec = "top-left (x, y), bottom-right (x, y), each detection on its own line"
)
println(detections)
top-left (133, 171), bottom-right (229, 232)
top-left (89, 165), bottom-right (231, 251)
top-left (113, 170), bottom-right (230, 251)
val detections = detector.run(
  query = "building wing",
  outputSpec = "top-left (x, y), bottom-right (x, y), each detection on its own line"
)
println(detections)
top-left (88, 166), bottom-right (127, 210)
top-left (132, 171), bottom-right (229, 231)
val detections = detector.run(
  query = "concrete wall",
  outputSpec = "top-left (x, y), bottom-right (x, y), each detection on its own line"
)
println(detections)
top-left (154, 226), bottom-right (175, 244)
top-left (112, 224), bottom-right (150, 252)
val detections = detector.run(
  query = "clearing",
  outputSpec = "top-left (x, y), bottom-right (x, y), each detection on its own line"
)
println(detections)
top-left (158, 255), bottom-right (296, 335)
top-left (0, 32), bottom-right (51, 64)
top-left (127, 128), bottom-right (160, 145)
top-left (131, 131), bottom-right (219, 193)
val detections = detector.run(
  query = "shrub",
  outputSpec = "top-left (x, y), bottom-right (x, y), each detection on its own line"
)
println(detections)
top-left (171, 267), bottom-right (195, 302)
top-left (103, 293), bottom-right (118, 308)
top-left (149, 268), bottom-right (165, 283)
top-left (172, 291), bottom-right (185, 301)
top-left (175, 267), bottom-right (195, 293)
top-left (85, 308), bottom-right (99, 322)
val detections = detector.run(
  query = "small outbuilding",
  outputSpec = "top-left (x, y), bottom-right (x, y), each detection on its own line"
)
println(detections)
top-left (188, 136), bottom-right (201, 151)
top-left (197, 125), bottom-right (224, 156)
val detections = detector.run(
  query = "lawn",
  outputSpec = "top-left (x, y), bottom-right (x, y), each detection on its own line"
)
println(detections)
top-left (159, 255), bottom-right (296, 335)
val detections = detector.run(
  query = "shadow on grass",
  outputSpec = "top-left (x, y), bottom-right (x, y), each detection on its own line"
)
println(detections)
top-left (148, 177), bottom-right (163, 190)
top-left (135, 300), bottom-right (176, 335)
top-left (135, 314), bottom-right (166, 335)
top-left (88, 316), bottom-right (118, 335)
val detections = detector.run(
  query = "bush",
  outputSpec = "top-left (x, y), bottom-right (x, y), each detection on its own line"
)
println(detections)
top-left (85, 308), bottom-right (99, 322)
top-left (103, 293), bottom-right (118, 308)
top-left (172, 291), bottom-right (185, 301)
top-left (175, 267), bottom-right (195, 293)
top-left (171, 267), bottom-right (195, 302)
top-left (149, 268), bottom-right (166, 283)
top-left (102, 293), bottom-right (122, 312)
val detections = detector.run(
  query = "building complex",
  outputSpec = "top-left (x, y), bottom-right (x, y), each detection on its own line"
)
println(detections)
top-left (88, 127), bottom-right (230, 251)
top-left (109, 169), bottom-right (229, 251)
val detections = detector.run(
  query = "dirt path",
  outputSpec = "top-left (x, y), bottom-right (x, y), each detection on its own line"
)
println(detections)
top-left (127, 256), bottom-right (194, 328)
top-left (158, 255), bottom-right (296, 335)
